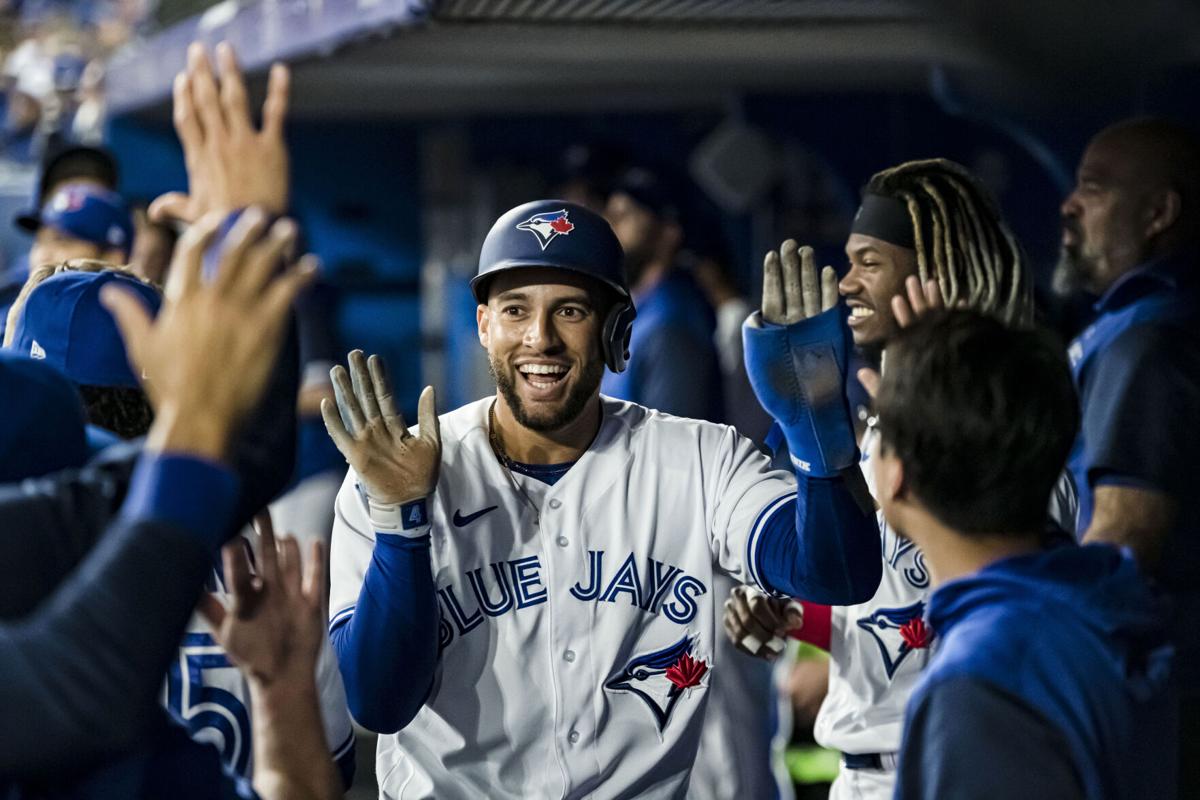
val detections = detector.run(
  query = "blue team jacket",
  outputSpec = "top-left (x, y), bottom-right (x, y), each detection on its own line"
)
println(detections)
top-left (1067, 254), bottom-right (1200, 533)
top-left (911, 544), bottom-right (1175, 798)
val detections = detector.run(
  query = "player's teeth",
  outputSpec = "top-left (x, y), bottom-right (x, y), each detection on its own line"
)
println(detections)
top-left (850, 307), bottom-right (873, 318)
top-left (520, 364), bottom-right (568, 375)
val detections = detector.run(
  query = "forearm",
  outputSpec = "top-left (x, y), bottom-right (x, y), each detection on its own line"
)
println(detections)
top-left (330, 533), bottom-right (439, 733)
top-left (0, 454), bottom-right (238, 773)
top-left (1082, 484), bottom-right (1176, 571)
top-left (758, 469), bottom-right (882, 605)
top-left (250, 680), bottom-right (341, 800)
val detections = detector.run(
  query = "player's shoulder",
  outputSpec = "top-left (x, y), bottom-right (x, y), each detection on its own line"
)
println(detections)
top-left (600, 394), bottom-right (739, 443)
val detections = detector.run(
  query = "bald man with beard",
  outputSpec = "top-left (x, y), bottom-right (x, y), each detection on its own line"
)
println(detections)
top-left (1056, 116), bottom-right (1200, 792)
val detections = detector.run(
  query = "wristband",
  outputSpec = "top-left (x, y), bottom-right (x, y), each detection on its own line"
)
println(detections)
top-left (359, 482), bottom-right (431, 538)
top-left (742, 308), bottom-right (858, 476)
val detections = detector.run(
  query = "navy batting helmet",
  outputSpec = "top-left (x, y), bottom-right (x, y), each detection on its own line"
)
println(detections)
top-left (472, 199), bottom-right (637, 373)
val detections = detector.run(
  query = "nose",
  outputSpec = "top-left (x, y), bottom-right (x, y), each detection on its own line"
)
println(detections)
top-left (838, 264), bottom-right (862, 297)
top-left (523, 310), bottom-right (562, 352)
top-left (1060, 189), bottom-right (1081, 220)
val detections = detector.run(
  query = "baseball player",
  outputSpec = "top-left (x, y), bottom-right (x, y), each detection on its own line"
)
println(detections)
top-left (325, 198), bottom-right (874, 799)
top-left (724, 159), bottom-right (1077, 800)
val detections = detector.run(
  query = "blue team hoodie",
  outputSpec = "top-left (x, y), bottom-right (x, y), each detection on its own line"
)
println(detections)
top-left (909, 543), bottom-right (1175, 798)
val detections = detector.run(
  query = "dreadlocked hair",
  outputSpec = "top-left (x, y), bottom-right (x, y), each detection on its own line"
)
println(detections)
top-left (865, 159), bottom-right (1032, 326)
top-left (78, 384), bottom-right (154, 440)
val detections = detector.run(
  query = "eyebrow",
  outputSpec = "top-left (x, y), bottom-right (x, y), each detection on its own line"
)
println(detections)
top-left (494, 289), bottom-right (594, 306)
top-left (847, 245), bottom-right (883, 258)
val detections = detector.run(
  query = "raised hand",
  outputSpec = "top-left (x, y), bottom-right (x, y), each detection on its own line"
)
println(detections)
top-left (762, 239), bottom-right (838, 325)
top-left (198, 510), bottom-right (325, 687)
top-left (723, 586), bottom-right (803, 661)
top-left (101, 207), bottom-right (314, 459)
top-left (857, 275), bottom-right (944, 399)
top-left (322, 350), bottom-right (442, 505)
top-left (150, 41), bottom-right (289, 225)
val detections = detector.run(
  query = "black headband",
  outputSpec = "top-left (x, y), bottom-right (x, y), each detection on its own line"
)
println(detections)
top-left (850, 193), bottom-right (915, 250)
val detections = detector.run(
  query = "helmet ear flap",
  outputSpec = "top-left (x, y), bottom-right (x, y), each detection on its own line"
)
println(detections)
top-left (602, 300), bottom-right (637, 373)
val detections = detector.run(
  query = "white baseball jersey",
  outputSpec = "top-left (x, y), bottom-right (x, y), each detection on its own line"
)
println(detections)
top-left (329, 396), bottom-right (795, 800)
top-left (163, 548), bottom-right (355, 778)
top-left (816, 426), bottom-right (1077, 797)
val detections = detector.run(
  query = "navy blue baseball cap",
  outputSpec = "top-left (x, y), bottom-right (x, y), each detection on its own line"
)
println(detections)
top-left (8, 270), bottom-right (161, 388)
top-left (0, 349), bottom-right (89, 481)
top-left (18, 183), bottom-right (134, 254)
top-left (472, 199), bottom-right (627, 303)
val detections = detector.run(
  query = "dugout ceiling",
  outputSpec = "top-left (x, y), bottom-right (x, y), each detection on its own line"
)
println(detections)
top-left (107, 0), bottom-right (1200, 121)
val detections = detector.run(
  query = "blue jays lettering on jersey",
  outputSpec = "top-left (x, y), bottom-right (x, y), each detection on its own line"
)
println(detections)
top-left (435, 550), bottom-right (708, 649)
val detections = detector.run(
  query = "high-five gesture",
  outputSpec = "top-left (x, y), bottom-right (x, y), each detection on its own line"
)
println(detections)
top-left (150, 41), bottom-right (290, 225)
top-left (322, 350), bottom-right (442, 505)
top-left (101, 207), bottom-right (314, 460)
top-left (857, 275), bottom-right (945, 399)
top-left (762, 240), bottom-right (838, 325)
top-left (198, 512), bottom-right (325, 687)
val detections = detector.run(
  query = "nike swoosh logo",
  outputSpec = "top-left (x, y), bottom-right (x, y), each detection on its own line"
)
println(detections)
top-left (453, 505), bottom-right (499, 527)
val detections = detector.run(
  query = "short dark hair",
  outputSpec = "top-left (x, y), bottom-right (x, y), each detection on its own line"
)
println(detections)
top-left (875, 310), bottom-right (1078, 536)
top-left (78, 385), bottom-right (154, 440)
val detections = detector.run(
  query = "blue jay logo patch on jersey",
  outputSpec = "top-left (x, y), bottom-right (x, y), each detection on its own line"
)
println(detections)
top-left (856, 602), bottom-right (926, 680)
top-left (605, 635), bottom-right (708, 732)
top-left (516, 209), bottom-right (575, 250)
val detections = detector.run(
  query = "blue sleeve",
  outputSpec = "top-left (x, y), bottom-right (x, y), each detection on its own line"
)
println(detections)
top-left (755, 471), bottom-right (882, 605)
top-left (1082, 323), bottom-right (1200, 499)
top-left (0, 455), bottom-right (234, 774)
top-left (896, 677), bottom-right (1083, 800)
top-left (330, 533), bottom-right (439, 733)
top-left (120, 454), bottom-right (240, 551)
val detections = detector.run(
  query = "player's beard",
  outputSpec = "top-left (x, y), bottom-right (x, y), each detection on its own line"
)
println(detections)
top-left (1052, 217), bottom-right (1096, 296)
top-left (1052, 245), bottom-right (1094, 296)
top-left (489, 353), bottom-right (605, 433)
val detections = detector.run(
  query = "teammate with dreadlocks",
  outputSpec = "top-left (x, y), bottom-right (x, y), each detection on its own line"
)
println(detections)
top-left (723, 158), bottom-right (1072, 800)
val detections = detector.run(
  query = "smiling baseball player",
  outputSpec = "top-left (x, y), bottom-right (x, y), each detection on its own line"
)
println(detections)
top-left (726, 159), bottom-right (1077, 800)
top-left (323, 199), bottom-right (878, 799)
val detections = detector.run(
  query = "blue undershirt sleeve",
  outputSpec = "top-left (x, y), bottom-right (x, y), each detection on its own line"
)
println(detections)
top-left (756, 471), bottom-right (882, 605)
top-left (329, 533), bottom-right (439, 734)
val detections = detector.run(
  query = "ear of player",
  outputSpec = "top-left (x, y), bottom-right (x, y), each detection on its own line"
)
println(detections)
top-left (742, 240), bottom-right (858, 476)
top-left (322, 349), bottom-right (442, 535)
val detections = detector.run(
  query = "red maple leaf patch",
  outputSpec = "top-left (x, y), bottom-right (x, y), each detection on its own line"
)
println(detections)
top-left (899, 617), bottom-right (932, 650)
top-left (666, 652), bottom-right (708, 690)
top-left (549, 216), bottom-right (574, 234)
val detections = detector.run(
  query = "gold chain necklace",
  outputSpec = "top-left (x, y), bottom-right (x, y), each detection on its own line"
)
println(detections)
top-left (488, 401), bottom-right (541, 526)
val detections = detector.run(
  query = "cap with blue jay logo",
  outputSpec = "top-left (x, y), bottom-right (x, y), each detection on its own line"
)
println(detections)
top-left (22, 183), bottom-right (134, 254)
top-left (8, 270), bottom-right (161, 388)
top-left (0, 349), bottom-right (89, 481)
top-left (472, 199), bottom-right (628, 303)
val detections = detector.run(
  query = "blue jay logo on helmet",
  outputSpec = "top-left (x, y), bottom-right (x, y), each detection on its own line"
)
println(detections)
top-left (515, 209), bottom-right (575, 251)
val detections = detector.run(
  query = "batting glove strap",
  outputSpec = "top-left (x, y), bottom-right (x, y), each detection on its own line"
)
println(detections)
top-left (358, 483), bottom-right (432, 538)
top-left (742, 308), bottom-right (858, 477)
